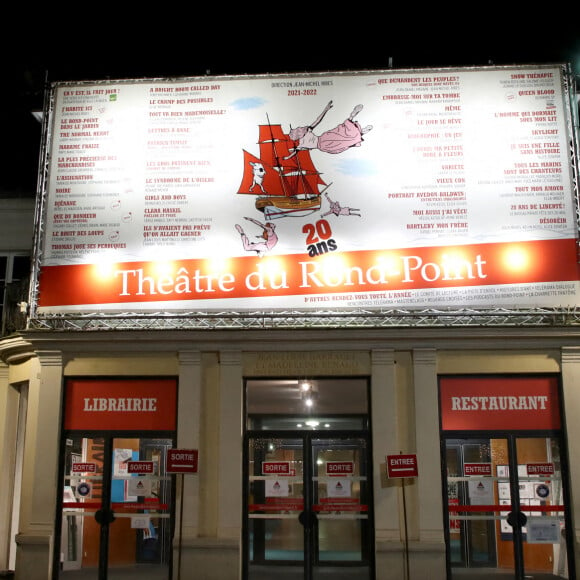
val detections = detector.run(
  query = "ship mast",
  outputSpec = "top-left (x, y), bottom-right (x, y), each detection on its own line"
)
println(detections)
top-left (265, 114), bottom-right (313, 199)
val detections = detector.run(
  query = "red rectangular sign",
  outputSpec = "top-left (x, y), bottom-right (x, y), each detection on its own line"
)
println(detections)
top-left (387, 454), bottom-right (418, 478)
top-left (439, 376), bottom-right (560, 431)
top-left (72, 463), bottom-right (96, 473)
top-left (527, 463), bottom-right (555, 476)
top-left (262, 461), bottom-right (291, 475)
top-left (64, 378), bottom-right (177, 431)
top-left (326, 461), bottom-right (354, 476)
top-left (127, 461), bottom-right (154, 474)
top-left (167, 449), bottom-right (198, 473)
top-left (464, 463), bottom-right (492, 477)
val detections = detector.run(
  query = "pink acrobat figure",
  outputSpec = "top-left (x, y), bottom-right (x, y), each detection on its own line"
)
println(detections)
top-left (320, 192), bottom-right (361, 217)
top-left (285, 101), bottom-right (372, 159)
top-left (235, 217), bottom-right (278, 256)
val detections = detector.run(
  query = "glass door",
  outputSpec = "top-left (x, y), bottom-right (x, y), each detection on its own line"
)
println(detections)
top-left (60, 435), bottom-right (174, 580)
top-left (445, 439), bottom-right (497, 568)
top-left (245, 433), bottom-right (372, 580)
top-left (445, 435), bottom-right (571, 580)
top-left (311, 436), bottom-right (372, 580)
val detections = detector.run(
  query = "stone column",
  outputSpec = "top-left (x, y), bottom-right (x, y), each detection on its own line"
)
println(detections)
top-left (560, 347), bottom-right (580, 579)
top-left (175, 351), bottom-right (201, 541)
top-left (0, 365), bottom-right (16, 571)
top-left (217, 350), bottom-right (243, 539)
top-left (411, 348), bottom-right (445, 579)
top-left (187, 350), bottom-right (241, 580)
top-left (372, 349), bottom-right (404, 579)
top-left (15, 351), bottom-right (63, 580)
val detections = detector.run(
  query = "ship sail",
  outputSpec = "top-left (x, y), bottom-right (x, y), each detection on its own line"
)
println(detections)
top-left (237, 122), bottom-right (327, 218)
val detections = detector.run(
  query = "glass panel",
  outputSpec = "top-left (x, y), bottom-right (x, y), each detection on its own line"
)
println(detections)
top-left (247, 437), bottom-right (304, 580)
top-left (447, 438), bottom-right (515, 579)
top-left (445, 444), bottom-right (464, 565)
top-left (60, 435), bottom-right (104, 578)
top-left (516, 437), bottom-right (567, 578)
top-left (11, 255), bottom-right (31, 280)
top-left (246, 378), bottom-right (368, 422)
top-left (312, 438), bottom-right (370, 580)
top-left (249, 416), bottom-right (366, 431)
top-left (108, 438), bottom-right (172, 578)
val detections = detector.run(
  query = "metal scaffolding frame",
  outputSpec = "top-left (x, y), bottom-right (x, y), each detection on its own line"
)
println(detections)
top-left (25, 306), bottom-right (580, 331)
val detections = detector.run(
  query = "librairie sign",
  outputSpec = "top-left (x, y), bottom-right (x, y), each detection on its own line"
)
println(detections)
top-left (35, 65), bottom-right (580, 315)
top-left (64, 378), bottom-right (177, 431)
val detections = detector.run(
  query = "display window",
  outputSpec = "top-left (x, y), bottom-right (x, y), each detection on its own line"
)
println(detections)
top-left (56, 378), bottom-right (177, 580)
top-left (439, 375), bottom-right (573, 580)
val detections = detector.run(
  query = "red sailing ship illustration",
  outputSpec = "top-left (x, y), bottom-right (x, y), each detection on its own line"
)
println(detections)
top-left (237, 119), bottom-right (330, 219)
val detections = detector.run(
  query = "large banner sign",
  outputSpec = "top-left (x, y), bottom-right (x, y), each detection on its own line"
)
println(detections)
top-left (35, 66), bottom-right (579, 314)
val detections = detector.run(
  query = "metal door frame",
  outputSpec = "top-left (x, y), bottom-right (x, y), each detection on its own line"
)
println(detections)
top-left (54, 430), bottom-right (176, 580)
top-left (441, 430), bottom-right (575, 580)
top-left (242, 428), bottom-right (375, 580)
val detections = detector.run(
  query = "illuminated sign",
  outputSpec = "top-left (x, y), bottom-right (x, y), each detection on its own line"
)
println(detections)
top-left (64, 378), bottom-right (177, 431)
top-left (36, 66), bottom-right (579, 315)
top-left (439, 376), bottom-right (560, 431)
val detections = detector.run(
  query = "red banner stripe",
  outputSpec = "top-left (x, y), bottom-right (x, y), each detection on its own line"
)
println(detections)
top-left (38, 238), bottom-right (580, 308)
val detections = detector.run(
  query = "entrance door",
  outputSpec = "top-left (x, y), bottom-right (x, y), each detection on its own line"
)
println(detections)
top-left (245, 432), bottom-right (373, 580)
top-left (60, 435), bottom-right (174, 580)
top-left (444, 435), bottom-right (572, 580)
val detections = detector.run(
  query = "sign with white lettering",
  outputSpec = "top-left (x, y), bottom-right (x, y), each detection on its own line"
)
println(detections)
top-left (33, 65), bottom-right (579, 319)
top-left (262, 461), bottom-right (291, 475)
top-left (326, 461), bottom-right (354, 476)
top-left (386, 454), bottom-right (418, 478)
top-left (71, 462), bottom-right (97, 473)
top-left (464, 463), bottom-right (492, 477)
top-left (166, 449), bottom-right (198, 473)
top-left (439, 376), bottom-right (560, 431)
top-left (64, 378), bottom-right (177, 431)
top-left (127, 461), bottom-right (154, 474)
top-left (527, 463), bottom-right (554, 476)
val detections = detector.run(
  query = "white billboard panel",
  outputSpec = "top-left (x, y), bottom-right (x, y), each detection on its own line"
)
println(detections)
top-left (35, 66), bottom-right (579, 314)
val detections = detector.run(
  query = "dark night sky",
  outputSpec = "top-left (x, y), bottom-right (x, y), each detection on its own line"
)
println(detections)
top-left (2, 15), bottom-right (578, 196)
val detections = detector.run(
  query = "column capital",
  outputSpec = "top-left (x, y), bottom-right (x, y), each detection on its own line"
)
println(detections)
top-left (179, 350), bottom-right (201, 366)
top-left (36, 350), bottom-right (63, 367)
top-left (561, 346), bottom-right (580, 364)
top-left (219, 350), bottom-right (242, 366)
top-left (413, 348), bottom-right (437, 366)
top-left (371, 349), bottom-right (395, 366)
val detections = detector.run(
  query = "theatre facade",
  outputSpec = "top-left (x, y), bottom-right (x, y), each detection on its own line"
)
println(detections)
top-left (1, 64), bottom-right (580, 580)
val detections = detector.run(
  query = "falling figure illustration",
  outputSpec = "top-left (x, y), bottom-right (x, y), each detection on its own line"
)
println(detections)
top-left (320, 192), bottom-right (361, 217)
top-left (285, 101), bottom-right (373, 159)
top-left (236, 217), bottom-right (278, 256)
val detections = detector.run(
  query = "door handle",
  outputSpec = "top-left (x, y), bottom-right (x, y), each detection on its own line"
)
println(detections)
top-left (95, 507), bottom-right (116, 525)
top-left (506, 510), bottom-right (527, 528)
top-left (298, 510), bottom-right (317, 529)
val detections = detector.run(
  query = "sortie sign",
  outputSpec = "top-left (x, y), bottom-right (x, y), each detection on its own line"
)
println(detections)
top-left (167, 449), bottom-right (198, 474)
top-left (386, 454), bottom-right (418, 478)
